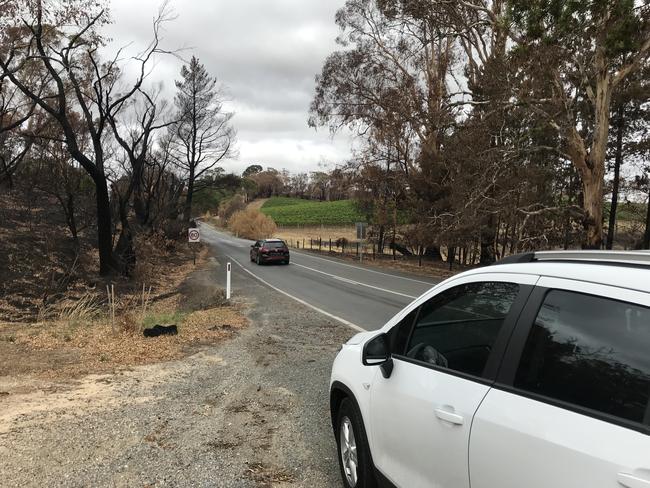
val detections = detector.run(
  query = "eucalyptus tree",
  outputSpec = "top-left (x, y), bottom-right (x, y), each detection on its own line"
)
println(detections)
top-left (506, 0), bottom-right (650, 248)
top-left (310, 0), bottom-right (463, 256)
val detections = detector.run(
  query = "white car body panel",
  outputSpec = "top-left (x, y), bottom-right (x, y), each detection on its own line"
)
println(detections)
top-left (370, 358), bottom-right (489, 488)
top-left (471, 277), bottom-right (650, 488)
top-left (470, 389), bottom-right (650, 488)
top-left (330, 258), bottom-right (650, 488)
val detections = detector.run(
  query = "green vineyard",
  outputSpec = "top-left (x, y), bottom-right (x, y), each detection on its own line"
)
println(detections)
top-left (260, 197), bottom-right (365, 226)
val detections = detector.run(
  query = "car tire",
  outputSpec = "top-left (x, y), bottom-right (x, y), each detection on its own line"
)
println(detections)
top-left (284, 259), bottom-right (290, 265)
top-left (256, 254), bottom-right (261, 265)
top-left (336, 398), bottom-right (376, 488)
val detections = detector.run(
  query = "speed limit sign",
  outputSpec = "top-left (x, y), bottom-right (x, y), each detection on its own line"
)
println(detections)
top-left (188, 228), bottom-right (201, 243)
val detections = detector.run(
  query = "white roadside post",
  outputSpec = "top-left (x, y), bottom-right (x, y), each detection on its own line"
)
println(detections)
top-left (226, 262), bottom-right (232, 300)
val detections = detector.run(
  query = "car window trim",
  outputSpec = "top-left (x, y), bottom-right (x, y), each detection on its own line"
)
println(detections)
top-left (491, 383), bottom-right (650, 437)
top-left (391, 355), bottom-right (495, 386)
top-left (496, 285), bottom-right (650, 436)
top-left (393, 282), bottom-right (535, 383)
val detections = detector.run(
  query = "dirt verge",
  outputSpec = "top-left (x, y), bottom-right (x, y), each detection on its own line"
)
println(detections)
top-left (0, 248), bottom-right (247, 379)
top-left (0, 246), bottom-right (354, 487)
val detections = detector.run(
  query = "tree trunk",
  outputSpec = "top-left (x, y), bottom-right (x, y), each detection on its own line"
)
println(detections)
top-left (114, 196), bottom-right (136, 276)
top-left (95, 176), bottom-right (116, 276)
top-left (566, 51), bottom-right (611, 250)
top-left (65, 194), bottom-right (78, 245)
top-left (643, 186), bottom-right (650, 249)
top-left (183, 169), bottom-right (195, 222)
top-left (479, 215), bottom-right (497, 264)
top-left (377, 224), bottom-right (385, 253)
top-left (423, 246), bottom-right (443, 261)
top-left (581, 172), bottom-right (605, 249)
top-left (0, 156), bottom-right (13, 189)
top-left (133, 171), bottom-right (148, 226)
top-left (606, 103), bottom-right (625, 250)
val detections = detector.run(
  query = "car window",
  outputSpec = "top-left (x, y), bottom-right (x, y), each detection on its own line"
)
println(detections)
top-left (390, 308), bottom-right (419, 355)
top-left (405, 282), bottom-right (519, 377)
top-left (265, 241), bottom-right (286, 249)
top-left (514, 290), bottom-right (650, 429)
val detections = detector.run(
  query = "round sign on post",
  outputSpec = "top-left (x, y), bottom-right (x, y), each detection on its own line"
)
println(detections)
top-left (188, 228), bottom-right (201, 243)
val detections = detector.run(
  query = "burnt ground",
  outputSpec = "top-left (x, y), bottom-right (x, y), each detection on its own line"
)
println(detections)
top-left (0, 190), bottom-right (97, 322)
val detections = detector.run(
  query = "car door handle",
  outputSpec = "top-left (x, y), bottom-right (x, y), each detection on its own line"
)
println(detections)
top-left (618, 473), bottom-right (650, 488)
top-left (434, 408), bottom-right (464, 425)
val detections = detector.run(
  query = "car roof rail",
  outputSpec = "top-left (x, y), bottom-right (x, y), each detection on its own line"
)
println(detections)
top-left (494, 250), bottom-right (650, 267)
top-left (494, 252), bottom-right (536, 265)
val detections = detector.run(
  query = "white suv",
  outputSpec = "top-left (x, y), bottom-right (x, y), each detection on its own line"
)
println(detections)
top-left (330, 251), bottom-right (650, 488)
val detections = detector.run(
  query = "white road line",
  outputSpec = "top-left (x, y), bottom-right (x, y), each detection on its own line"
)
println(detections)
top-left (291, 262), bottom-right (418, 299)
top-left (225, 254), bottom-right (367, 333)
top-left (288, 249), bottom-right (437, 286)
top-left (202, 225), bottom-right (436, 286)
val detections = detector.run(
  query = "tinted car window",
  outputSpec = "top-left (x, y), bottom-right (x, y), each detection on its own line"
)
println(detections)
top-left (390, 308), bottom-right (419, 355)
top-left (265, 241), bottom-right (286, 249)
top-left (515, 290), bottom-right (650, 428)
top-left (405, 282), bottom-right (519, 377)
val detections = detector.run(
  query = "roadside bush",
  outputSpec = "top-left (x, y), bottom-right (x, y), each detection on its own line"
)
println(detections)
top-left (218, 194), bottom-right (247, 222)
top-left (229, 209), bottom-right (277, 239)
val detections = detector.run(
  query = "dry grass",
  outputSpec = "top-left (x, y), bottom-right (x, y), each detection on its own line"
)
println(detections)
top-left (1, 306), bottom-right (246, 379)
top-left (0, 244), bottom-right (248, 379)
top-left (274, 225), bottom-right (357, 245)
top-left (229, 209), bottom-right (277, 240)
top-left (274, 226), bottom-right (466, 279)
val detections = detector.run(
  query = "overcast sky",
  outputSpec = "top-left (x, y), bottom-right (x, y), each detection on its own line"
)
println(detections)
top-left (106, 0), bottom-right (353, 175)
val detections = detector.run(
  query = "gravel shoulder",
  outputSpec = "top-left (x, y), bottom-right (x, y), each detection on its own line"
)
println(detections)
top-left (0, 255), bottom-right (355, 487)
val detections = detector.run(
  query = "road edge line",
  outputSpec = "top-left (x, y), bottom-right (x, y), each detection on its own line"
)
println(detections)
top-left (290, 249), bottom-right (437, 285)
top-left (291, 262), bottom-right (417, 299)
top-left (225, 254), bottom-right (367, 333)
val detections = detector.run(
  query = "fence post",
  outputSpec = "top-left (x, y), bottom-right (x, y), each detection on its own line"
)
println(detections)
top-left (319, 238), bottom-right (322, 251)
top-left (329, 238), bottom-right (332, 252)
top-left (356, 242), bottom-right (359, 257)
top-left (373, 244), bottom-right (376, 260)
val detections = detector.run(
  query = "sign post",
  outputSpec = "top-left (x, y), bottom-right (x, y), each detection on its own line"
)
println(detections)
top-left (226, 262), bottom-right (232, 300)
top-left (188, 228), bottom-right (201, 265)
top-left (356, 222), bottom-right (367, 263)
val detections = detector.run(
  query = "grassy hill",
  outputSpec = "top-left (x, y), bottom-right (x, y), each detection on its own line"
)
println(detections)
top-left (260, 197), bottom-right (365, 226)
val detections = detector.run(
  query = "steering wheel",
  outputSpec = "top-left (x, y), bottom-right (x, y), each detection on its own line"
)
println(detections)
top-left (407, 343), bottom-right (449, 367)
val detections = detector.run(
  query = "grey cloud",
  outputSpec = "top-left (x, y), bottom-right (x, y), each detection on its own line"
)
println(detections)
top-left (105, 0), bottom-right (349, 174)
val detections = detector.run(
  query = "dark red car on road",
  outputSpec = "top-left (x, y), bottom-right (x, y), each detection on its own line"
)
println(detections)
top-left (250, 239), bottom-right (290, 265)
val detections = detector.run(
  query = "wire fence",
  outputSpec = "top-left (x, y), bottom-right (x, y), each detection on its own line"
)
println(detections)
top-left (284, 236), bottom-right (463, 271)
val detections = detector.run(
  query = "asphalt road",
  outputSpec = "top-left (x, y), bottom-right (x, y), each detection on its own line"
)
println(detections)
top-left (200, 224), bottom-right (440, 331)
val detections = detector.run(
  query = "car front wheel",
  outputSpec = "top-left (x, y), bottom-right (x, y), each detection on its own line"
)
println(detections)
top-left (336, 398), bottom-right (376, 488)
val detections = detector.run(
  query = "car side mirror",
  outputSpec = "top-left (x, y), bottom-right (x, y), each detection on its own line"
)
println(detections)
top-left (362, 333), bottom-right (394, 379)
top-left (251, 244), bottom-right (255, 248)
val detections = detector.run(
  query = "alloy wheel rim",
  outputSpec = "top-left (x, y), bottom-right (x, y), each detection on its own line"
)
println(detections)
top-left (340, 417), bottom-right (358, 487)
